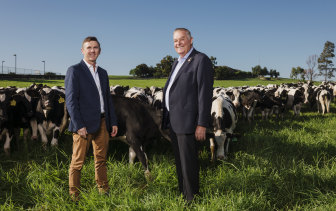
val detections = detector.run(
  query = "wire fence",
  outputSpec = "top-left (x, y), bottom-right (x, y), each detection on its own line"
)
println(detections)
top-left (0, 66), bottom-right (62, 75)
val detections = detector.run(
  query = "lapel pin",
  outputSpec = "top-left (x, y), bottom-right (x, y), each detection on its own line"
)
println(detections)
top-left (188, 57), bottom-right (192, 62)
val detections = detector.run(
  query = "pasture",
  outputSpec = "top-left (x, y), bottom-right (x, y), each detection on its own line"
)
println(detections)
top-left (1, 78), bottom-right (336, 210)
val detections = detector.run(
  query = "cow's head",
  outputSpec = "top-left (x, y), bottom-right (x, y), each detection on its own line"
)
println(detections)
top-left (39, 87), bottom-right (65, 118)
top-left (232, 89), bottom-right (241, 108)
top-left (0, 92), bottom-right (8, 127)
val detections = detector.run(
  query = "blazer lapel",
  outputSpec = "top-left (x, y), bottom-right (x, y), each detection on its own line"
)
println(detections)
top-left (97, 67), bottom-right (106, 96)
top-left (164, 59), bottom-right (178, 93)
top-left (170, 49), bottom-right (197, 88)
top-left (80, 60), bottom-right (99, 90)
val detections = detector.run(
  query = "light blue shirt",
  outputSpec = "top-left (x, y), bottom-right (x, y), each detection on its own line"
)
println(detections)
top-left (83, 59), bottom-right (105, 113)
top-left (165, 47), bottom-right (194, 111)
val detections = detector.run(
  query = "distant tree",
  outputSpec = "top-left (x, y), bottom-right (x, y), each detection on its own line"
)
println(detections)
top-left (45, 72), bottom-right (56, 76)
top-left (274, 71), bottom-right (280, 78)
top-left (252, 65), bottom-right (262, 76)
top-left (209, 56), bottom-right (217, 69)
top-left (269, 69), bottom-right (276, 78)
top-left (153, 67), bottom-right (162, 78)
top-left (260, 66), bottom-right (269, 76)
top-left (252, 65), bottom-right (268, 77)
top-left (129, 63), bottom-right (154, 78)
top-left (305, 54), bottom-right (318, 81)
top-left (318, 41), bottom-right (336, 82)
top-left (155, 55), bottom-right (176, 77)
top-left (215, 65), bottom-right (252, 80)
top-left (290, 66), bottom-right (305, 80)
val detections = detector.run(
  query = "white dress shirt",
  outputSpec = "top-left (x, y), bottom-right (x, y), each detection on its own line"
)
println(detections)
top-left (165, 47), bottom-right (194, 111)
top-left (83, 59), bottom-right (105, 113)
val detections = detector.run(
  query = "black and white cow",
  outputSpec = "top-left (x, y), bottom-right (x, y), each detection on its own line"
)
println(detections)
top-left (286, 88), bottom-right (305, 116)
top-left (110, 85), bottom-right (129, 97)
top-left (316, 88), bottom-right (331, 114)
top-left (239, 90), bottom-right (261, 122)
top-left (209, 94), bottom-right (238, 160)
top-left (151, 88), bottom-right (163, 110)
top-left (38, 86), bottom-right (68, 148)
top-left (0, 87), bottom-right (34, 155)
top-left (111, 95), bottom-right (170, 178)
top-left (258, 88), bottom-right (284, 120)
top-left (124, 87), bottom-right (153, 105)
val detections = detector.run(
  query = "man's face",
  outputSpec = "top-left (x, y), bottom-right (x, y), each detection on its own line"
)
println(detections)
top-left (81, 41), bottom-right (100, 64)
top-left (173, 30), bottom-right (193, 57)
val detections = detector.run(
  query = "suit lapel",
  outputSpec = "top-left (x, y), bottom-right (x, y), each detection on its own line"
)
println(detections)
top-left (164, 59), bottom-right (178, 93)
top-left (80, 60), bottom-right (100, 95)
top-left (170, 49), bottom-right (197, 88)
top-left (97, 67), bottom-right (106, 96)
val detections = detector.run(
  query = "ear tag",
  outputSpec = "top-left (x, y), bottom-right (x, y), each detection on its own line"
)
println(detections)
top-left (58, 97), bottom-right (65, 104)
top-left (10, 100), bottom-right (16, 106)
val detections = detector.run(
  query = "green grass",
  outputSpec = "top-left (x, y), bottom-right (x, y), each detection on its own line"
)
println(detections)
top-left (1, 78), bottom-right (335, 210)
top-left (1, 76), bottom-right (300, 88)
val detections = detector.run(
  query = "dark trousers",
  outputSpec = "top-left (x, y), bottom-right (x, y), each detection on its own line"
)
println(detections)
top-left (169, 127), bottom-right (200, 201)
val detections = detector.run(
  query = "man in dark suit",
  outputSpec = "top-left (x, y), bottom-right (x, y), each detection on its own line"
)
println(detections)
top-left (162, 28), bottom-right (214, 202)
top-left (65, 36), bottom-right (118, 201)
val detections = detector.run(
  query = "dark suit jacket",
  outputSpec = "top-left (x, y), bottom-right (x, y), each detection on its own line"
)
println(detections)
top-left (162, 49), bottom-right (214, 134)
top-left (65, 60), bottom-right (117, 134)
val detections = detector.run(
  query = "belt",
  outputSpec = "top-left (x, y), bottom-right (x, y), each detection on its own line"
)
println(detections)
top-left (101, 113), bottom-right (105, 118)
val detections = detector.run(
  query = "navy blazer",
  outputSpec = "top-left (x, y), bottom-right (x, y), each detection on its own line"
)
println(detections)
top-left (65, 60), bottom-right (117, 134)
top-left (162, 49), bottom-right (214, 134)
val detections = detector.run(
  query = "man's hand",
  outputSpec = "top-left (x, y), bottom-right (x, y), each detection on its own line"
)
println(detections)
top-left (111, 126), bottom-right (118, 137)
top-left (77, 127), bottom-right (88, 138)
top-left (195, 125), bottom-right (206, 141)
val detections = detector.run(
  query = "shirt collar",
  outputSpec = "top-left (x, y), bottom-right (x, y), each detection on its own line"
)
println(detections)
top-left (178, 47), bottom-right (194, 62)
top-left (83, 59), bottom-right (98, 72)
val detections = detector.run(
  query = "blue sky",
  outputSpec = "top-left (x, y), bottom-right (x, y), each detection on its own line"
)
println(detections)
top-left (0, 0), bottom-right (335, 79)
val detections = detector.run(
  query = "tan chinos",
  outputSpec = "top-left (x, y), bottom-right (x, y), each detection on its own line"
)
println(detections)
top-left (69, 117), bottom-right (110, 199)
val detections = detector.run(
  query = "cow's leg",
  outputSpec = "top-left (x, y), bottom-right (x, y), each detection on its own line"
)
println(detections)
top-left (292, 105), bottom-right (297, 116)
top-left (321, 101), bottom-right (326, 115)
top-left (131, 143), bottom-right (151, 178)
top-left (51, 126), bottom-right (60, 147)
top-left (296, 104), bottom-right (301, 116)
top-left (23, 128), bottom-right (30, 143)
top-left (242, 107), bottom-right (247, 120)
top-left (265, 108), bottom-right (271, 120)
top-left (214, 133), bottom-right (226, 160)
top-left (252, 100), bottom-right (258, 120)
top-left (247, 108), bottom-right (254, 123)
top-left (4, 129), bottom-right (12, 156)
top-left (209, 137), bottom-right (216, 162)
top-left (129, 146), bottom-right (136, 164)
top-left (224, 136), bottom-right (230, 160)
top-left (38, 123), bottom-right (48, 149)
top-left (269, 107), bottom-right (274, 117)
top-left (326, 100), bottom-right (330, 113)
top-left (261, 110), bottom-right (265, 120)
top-left (30, 119), bottom-right (38, 140)
top-left (23, 128), bottom-right (30, 152)
top-left (13, 128), bottom-right (21, 151)
top-left (46, 121), bottom-right (55, 136)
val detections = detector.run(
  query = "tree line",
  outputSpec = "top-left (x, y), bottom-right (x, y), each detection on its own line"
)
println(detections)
top-left (129, 41), bottom-right (335, 81)
top-left (129, 55), bottom-right (280, 80)
top-left (290, 41), bottom-right (335, 82)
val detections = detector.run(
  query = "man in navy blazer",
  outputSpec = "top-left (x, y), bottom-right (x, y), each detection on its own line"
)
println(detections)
top-left (162, 28), bottom-right (214, 202)
top-left (65, 36), bottom-right (118, 201)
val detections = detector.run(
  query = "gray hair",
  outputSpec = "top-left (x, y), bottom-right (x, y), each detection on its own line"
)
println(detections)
top-left (174, 28), bottom-right (192, 40)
